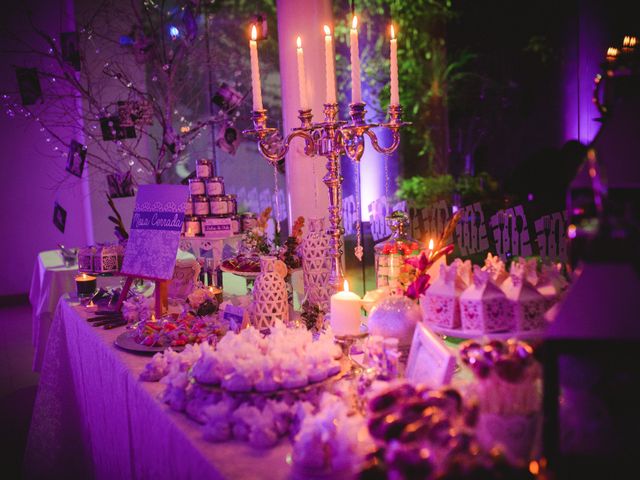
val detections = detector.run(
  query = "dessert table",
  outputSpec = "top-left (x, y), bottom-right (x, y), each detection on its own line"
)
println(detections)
top-left (23, 297), bottom-right (293, 480)
top-left (29, 250), bottom-right (79, 371)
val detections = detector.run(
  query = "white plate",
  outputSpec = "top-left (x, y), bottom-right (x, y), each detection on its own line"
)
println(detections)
top-left (427, 323), bottom-right (546, 341)
top-left (114, 331), bottom-right (184, 354)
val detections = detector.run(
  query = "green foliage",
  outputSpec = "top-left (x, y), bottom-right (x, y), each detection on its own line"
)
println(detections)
top-left (396, 172), bottom-right (500, 208)
top-left (396, 174), bottom-right (456, 207)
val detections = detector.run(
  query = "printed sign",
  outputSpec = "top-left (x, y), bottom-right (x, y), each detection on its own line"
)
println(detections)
top-left (202, 217), bottom-right (232, 238)
top-left (401, 201), bottom-right (567, 262)
top-left (454, 202), bottom-right (490, 256)
top-left (368, 196), bottom-right (407, 242)
top-left (405, 323), bottom-right (457, 388)
top-left (121, 184), bottom-right (188, 280)
top-left (408, 200), bottom-right (451, 244)
top-left (533, 211), bottom-right (568, 261)
top-left (489, 205), bottom-right (533, 260)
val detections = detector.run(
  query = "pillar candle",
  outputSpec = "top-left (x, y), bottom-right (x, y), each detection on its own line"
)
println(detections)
top-left (296, 36), bottom-right (309, 110)
top-left (330, 280), bottom-right (362, 336)
top-left (390, 24), bottom-right (399, 106)
top-left (249, 25), bottom-right (263, 111)
top-left (349, 16), bottom-right (362, 104)
top-left (323, 25), bottom-right (337, 104)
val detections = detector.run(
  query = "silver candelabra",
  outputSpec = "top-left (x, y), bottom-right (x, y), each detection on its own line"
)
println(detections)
top-left (243, 102), bottom-right (408, 292)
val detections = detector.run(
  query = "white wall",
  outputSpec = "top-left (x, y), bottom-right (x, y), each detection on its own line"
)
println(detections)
top-left (0, 0), bottom-right (92, 296)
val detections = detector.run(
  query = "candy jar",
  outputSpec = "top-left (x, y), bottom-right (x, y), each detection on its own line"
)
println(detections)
top-left (374, 211), bottom-right (423, 295)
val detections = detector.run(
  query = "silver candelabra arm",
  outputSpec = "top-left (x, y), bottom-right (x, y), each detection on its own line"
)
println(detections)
top-left (243, 109), bottom-right (316, 163)
top-left (365, 104), bottom-right (410, 156)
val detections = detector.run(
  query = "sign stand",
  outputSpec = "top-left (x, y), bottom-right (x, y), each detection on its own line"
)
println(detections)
top-left (114, 277), bottom-right (168, 317)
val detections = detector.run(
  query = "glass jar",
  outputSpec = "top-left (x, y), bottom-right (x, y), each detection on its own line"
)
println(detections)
top-left (209, 196), bottom-right (228, 215)
top-left (241, 212), bottom-right (258, 232)
top-left (189, 178), bottom-right (206, 196)
top-left (374, 211), bottom-right (423, 294)
top-left (226, 194), bottom-right (237, 215)
top-left (196, 159), bottom-right (213, 178)
top-left (185, 196), bottom-right (194, 216)
top-left (183, 216), bottom-right (201, 237)
top-left (192, 195), bottom-right (210, 216)
top-left (205, 176), bottom-right (225, 196)
top-left (231, 215), bottom-right (241, 234)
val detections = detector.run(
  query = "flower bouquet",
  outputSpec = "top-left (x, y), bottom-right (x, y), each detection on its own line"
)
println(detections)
top-left (404, 210), bottom-right (462, 300)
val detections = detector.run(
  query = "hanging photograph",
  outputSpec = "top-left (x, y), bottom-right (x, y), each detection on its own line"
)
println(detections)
top-left (100, 115), bottom-right (136, 141)
top-left (61, 31), bottom-right (81, 71)
top-left (15, 67), bottom-right (42, 105)
top-left (52, 202), bottom-right (67, 233)
top-left (65, 140), bottom-right (87, 178)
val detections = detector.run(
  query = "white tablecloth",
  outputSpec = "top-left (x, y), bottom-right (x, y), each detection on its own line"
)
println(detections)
top-left (23, 298), bottom-right (293, 480)
top-left (28, 250), bottom-right (78, 372)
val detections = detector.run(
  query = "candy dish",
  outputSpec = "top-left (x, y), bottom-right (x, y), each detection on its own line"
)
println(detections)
top-left (220, 255), bottom-right (261, 277)
top-left (427, 323), bottom-right (545, 341)
top-left (192, 361), bottom-right (347, 396)
top-left (115, 331), bottom-right (185, 354)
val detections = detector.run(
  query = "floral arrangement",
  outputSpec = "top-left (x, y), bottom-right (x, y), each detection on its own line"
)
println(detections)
top-left (186, 285), bottom-right (219, 317)
top-left (278, 216), bottom-right (305, 271)
top-left (459, 339), bottom-right (541, 415)
top-left (404, 210), bottom-right (462, 299)
top-left (241, 207), bottom-right (273, 255)
top-left (299, 300), bottom-right (325, 332)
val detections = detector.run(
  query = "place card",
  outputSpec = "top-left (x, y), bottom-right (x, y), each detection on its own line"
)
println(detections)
top-left (405, 322), bottom-right (456, 388)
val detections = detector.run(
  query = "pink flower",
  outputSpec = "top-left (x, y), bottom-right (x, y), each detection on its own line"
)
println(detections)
top-left (405, 273), bottom-right (431, 300)
top-left (404, 252), bottom-right (430, 271)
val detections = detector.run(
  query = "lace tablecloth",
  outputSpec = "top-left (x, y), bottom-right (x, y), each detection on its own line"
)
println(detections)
top-left (23, 298), bottom-right (292, 480)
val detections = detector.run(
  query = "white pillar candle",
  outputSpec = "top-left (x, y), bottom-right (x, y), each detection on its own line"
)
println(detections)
top-left (330, 280), bottom-right (362, 336)
top-left (390, 24), bottom-right (400, 106)
top-left (249, 25), bottom-right (263, 111)
top-left (349, 15), bottom-right (362, 104)
top-left (323, 25), bottom-right (337, 104)
top-left (296, 36), bottom-right (309, 110)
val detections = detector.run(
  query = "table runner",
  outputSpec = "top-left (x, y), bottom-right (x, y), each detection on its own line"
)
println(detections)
top-left (24, 298), bottom-right (292, 480)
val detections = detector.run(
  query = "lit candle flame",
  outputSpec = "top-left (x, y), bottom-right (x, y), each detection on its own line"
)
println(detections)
top-left (390, 24), bottom-right (395, 39)
top-left (343, 279), bottom-right (350, 292)
top-left (324, 25), bottom-right (331, 36)
top-left (428, 238), bottom-right (434, 250)
top-left (296, 36), bottom-right (302, 49)
top-left (251, 24), bottom-right (257, 41)
top-left (606, 47), bottom-right (619, 58)
top-left (352, 15), bottom-right (358, 30)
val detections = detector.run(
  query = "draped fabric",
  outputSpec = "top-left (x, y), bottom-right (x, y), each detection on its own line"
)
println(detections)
top-left (24, 299), bottom-right (292, 480)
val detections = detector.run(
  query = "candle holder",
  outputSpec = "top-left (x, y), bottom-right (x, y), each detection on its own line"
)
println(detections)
top-left (244, 102), bottom-right (409, 293)
top-left (334, 331), bottom-right (369, 374)
top-left (75, 273), bottom-right (97, 300)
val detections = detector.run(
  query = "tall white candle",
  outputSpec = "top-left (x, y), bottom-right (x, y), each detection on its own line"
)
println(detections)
top-left (330, 280), bottom-right (362, 336)
top-left (296, 36), bottom-right (309, 110)
top-left (323, 25), bottom-right (337, 104)
top-left (390, 24), bottom-right (400, 106)
top-left (349, 16), bottom-right (362, 104)
top-left (249, 25), bottom-right (263, 111)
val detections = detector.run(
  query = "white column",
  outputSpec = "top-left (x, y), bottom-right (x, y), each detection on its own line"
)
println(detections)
top-left (277, 0), bottom-right (332, 229)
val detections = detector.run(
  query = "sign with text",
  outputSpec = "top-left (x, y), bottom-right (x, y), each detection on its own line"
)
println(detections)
top-left (405, 323), bottom-right (456, 388)
top-left (368, 196), bottom-right (407, 242)
top-left (121, 184), bottom-right (189, 280)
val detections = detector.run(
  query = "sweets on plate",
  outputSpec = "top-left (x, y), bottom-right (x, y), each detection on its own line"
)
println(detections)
top-left (191, 320), bottom-right (342, 392)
